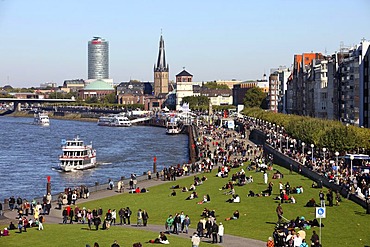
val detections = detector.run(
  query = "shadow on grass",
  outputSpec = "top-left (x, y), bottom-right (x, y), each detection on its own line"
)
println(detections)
top-left (354, 211), bottom-right (368, 216)
top-left (80, 227), bottom-right (92, 231)
top-left (265, 221), bottom-right (277, 225)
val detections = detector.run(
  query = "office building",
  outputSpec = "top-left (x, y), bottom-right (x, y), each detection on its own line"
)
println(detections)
top-left (88, 37), bottom-right (109, 80)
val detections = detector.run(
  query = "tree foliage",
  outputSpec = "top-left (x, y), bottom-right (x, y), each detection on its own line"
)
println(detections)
top-left (101, 93), bottom-right (116, 104)
top-left (243, 87), bottom-right (267, 108)
top-left (203, 82), bottom-right (230, 89)
top-left (182, 96), bottom-right (210, 110)
top-left (243, 108), bottom-right (370, 152)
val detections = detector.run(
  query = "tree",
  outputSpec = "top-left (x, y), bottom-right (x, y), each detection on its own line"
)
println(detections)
top-left (203, 81), bottom-right (229, 89)
top-left (182, 96), bottom-right (210, 110)
top-left (243, 87), bottom-right (267, 108)
top-left (85, 96), bottom-right (98, 104)
top-left (101, 93), bottom-right (116, 104)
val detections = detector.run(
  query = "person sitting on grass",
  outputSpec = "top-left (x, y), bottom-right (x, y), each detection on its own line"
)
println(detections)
top-left (219, 181), bottom-right (233, 191)
top-left (148, 231), bottom-right (169, 244)
top-left (186, 192), bottom-right (198, 200)
top-left (170, 190), bottom-right (176, 196)
top-left (305, 198), bottom-right (318, 207)
top-left (197, 194), bottom-right (210, 204)
top-left (225, 210), bottom-right (239, 221)
top-left (247, 190), bottom-right (256, 197)
top-left (140, 188), bottom-right (148, 193)
top-left (226, 194), bottom-right (240, 203)
top-left (181, 186), bottom-right (188, 192)
top-left (189, 184), bottom-right (196, 191)
top-left (8, 222), bottom-right (16, 230)
top-left (224, 187), bottom-right (235, 195)
top-left (1, 227), bottom-right (9, 236)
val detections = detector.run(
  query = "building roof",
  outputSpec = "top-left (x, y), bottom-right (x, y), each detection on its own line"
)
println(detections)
top-left (84, 80), bottom-right (114, 91)
top-left (64, 79), bottom-right (85, 85)
top-left (176, 70), bottom-right (193, 77)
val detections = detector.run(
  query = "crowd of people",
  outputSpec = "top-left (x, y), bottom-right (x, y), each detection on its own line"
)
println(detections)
top-left (246, 116), bottom-right (370, 204)
top-left (5, 114), bottom-right (367, 246)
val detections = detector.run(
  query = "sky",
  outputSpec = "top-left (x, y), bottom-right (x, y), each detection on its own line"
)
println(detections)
top-left (0, 0), bottom-right (370, 88)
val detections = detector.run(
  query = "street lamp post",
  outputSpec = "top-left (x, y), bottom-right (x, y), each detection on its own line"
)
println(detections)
top-left (286, 137), bottom-right (289, 149)
top-left (335, 151), bottom-right (339, 176)
top-left (302, 142), bottom-right (305, 155)
top-left (311, 144), bottom-right (314, 161)
top-left (322, 147), bottom-right (327, 161)
top-left (279, 134), bottom-right (282, 151)
top-left (350, 154), bottom-right (354, 179)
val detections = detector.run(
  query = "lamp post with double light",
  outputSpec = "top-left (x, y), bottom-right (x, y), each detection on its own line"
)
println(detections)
top-left (279, 134), bottom-right (282, 151)
top-left (335, 152), bottom-right (339, 176)
top-left (322, 147), bottom-right (327, 161)
top-left (350, 154), bottom-right (354, 179)
top-left (311, 144), bottom-right (314, 161)
top-left (286, 137), bottom-right (289, 150)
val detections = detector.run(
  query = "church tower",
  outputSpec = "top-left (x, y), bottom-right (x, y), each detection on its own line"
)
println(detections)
top-left (154, 34), bottom-right (169, 96)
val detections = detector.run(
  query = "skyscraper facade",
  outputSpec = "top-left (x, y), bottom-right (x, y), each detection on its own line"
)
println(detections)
top-left (154, 35), bottom-right (169, 96)
top-left (88, 37), bottom-right (109, 79)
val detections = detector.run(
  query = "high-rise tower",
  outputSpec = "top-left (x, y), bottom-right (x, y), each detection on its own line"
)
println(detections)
top-left (88, 37), bottom-right (109, 79)
top-left (154, 35), bottom-right (169, 96)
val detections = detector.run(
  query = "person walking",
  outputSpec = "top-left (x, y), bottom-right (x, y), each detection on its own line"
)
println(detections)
top-left (191, 232), bottom-right (201, 247)
top-left (218, 222), bottom-right (224, 243)
top-left (142, 209), bottom-right (149, 226)
top-left (276, 203), bottom-right (283, 223)
top-left (211, 222), bottom-right (219, 243)
top-left (137, 209), bottom-right (143, 227)
top-left (38, 215), bottom-right (44, 230)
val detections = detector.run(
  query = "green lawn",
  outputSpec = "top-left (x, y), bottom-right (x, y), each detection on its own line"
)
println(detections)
top-left (78, 165), bottom-right (370, 247)
top-left (1, 165), bottom-right (369, 247)
top-left (0, 224), bottom-right (198, 247)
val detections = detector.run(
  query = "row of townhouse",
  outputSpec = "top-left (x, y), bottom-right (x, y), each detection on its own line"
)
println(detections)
top-left (269, 39), bottom-right (370, 127)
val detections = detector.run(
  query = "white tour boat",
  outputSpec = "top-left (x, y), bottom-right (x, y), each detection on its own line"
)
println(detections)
top-left (97, 114), bottom-right (116, 126)
top-left (110, 114), bottom-right (132, 127)
top-left (97, 113), bottom-right (132, 127)
top-left (33, 112), bottom-right (50, 126)
top-left (166, 121), bottom-right (181, 135)
top-left (59, 136), bottom-right (97, 172)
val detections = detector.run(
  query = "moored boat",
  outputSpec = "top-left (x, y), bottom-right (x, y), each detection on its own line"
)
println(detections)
top-left (97, 113), bottom-right (132, 127)
top-left (166, 121), bottom-right (181, 135)
top-left (97, 114), bottom-right (116, 126)
top-left (59, 136), bottom-right (97, 172)
top-left (110, 114), bottom-right (132, 127)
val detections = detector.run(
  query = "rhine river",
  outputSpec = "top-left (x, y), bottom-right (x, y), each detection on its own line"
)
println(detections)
top-left (0, 116), bottom-right (189, 201)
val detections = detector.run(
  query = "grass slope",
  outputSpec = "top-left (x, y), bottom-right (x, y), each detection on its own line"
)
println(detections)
top-left (0, 225), bottom-right (196, 247)
top-left (1, 165), bottom-right (369, 247)
top-left (78, 165), bottom-right (370, 246)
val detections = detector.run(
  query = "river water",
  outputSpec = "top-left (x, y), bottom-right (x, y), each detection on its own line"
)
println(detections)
top-left (0, 116), bottom-right (189, 201)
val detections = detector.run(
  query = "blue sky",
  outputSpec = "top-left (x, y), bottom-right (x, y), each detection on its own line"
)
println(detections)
top-left (0, 0), bottom-right (369, 88)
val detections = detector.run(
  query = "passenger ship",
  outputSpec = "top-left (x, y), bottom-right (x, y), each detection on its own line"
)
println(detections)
top-left (33, 112), bottom-right (50, 126)
top-left (97, 113), bottom-right (132, 127)
top-left (59, 136), bottom-right (97, 172)
top-left (166, 121), bottom-right (181, 135)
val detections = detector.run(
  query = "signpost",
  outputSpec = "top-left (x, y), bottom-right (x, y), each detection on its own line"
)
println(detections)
top-left (315, 207), bottom-right (326, 245)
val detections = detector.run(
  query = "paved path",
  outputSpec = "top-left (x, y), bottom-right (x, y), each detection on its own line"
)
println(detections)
top-left (3, 128), bottom-right (266, 247)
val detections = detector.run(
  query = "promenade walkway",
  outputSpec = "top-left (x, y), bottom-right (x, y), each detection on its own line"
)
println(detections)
top-left (3, 127), bottom-right (266, 247)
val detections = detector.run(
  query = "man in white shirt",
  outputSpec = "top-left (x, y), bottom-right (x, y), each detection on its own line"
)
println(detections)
top-left (191, 232), bottom-right (201, 247)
